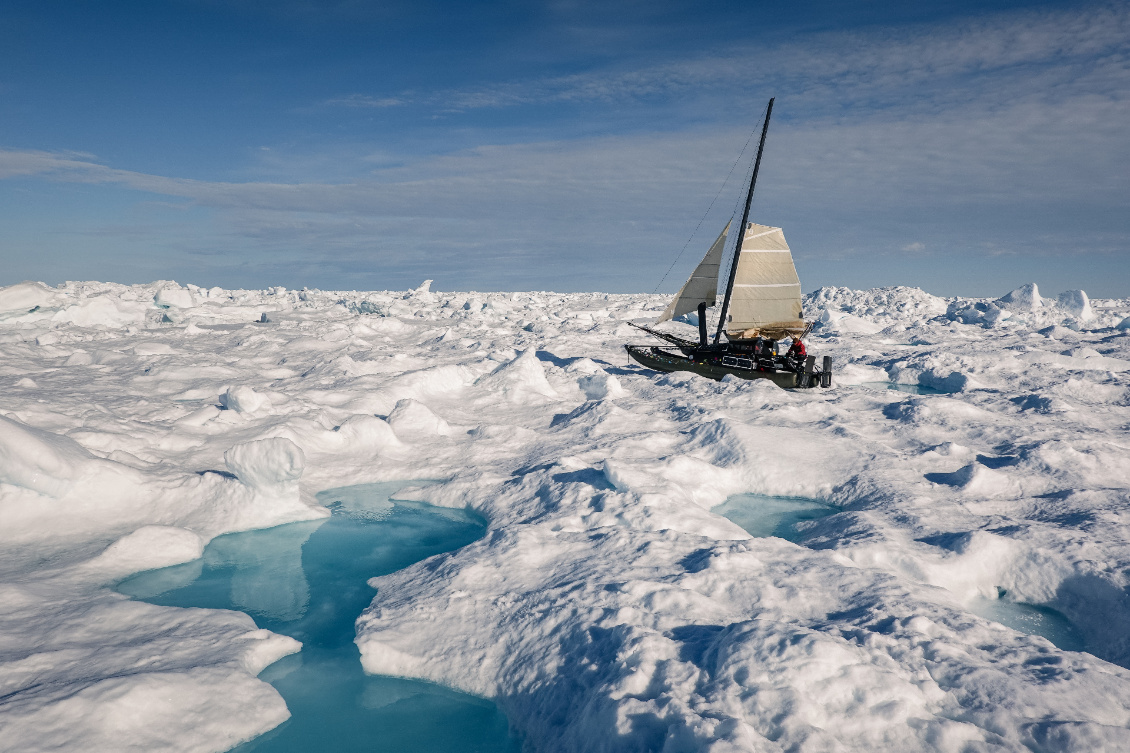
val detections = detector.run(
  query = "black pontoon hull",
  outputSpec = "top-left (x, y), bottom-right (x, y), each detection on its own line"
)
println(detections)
top-left (626, 345), bottom-right (824, 388)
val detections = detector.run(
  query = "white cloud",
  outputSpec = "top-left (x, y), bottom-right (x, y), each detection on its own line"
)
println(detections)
top-left (3, 2), bottom-right (1128, 294)
top-left (336, 2), bottom-right (1130, 116)
top-left (324, 94), bottom-right (407, 108)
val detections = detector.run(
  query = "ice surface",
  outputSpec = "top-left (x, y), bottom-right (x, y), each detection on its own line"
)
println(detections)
top-left (84, 525), bottom-right (206, 578)
top-left (386, 398), bottom-right (454, 438)
top-left (224, 438), bottom-right (305, 493)
top-left (4, 279), bottom-right (1130, 752)
top-left (116, 482), bottom-right (519, 753)
top-left (577, 372), bottom-right (626, 400)
top-left (155, 285), bottom-right (197, 309)
top-left (1057, 290), bottom-right (1094, 321)
top-left (995, 282), bottom-right (1043, 312)
top-left (0, 411), bottom-right (96, 497)
top-left (220, 385), bottom-right (271, 414)
top-left (0, 281), bottom-right (57, 316)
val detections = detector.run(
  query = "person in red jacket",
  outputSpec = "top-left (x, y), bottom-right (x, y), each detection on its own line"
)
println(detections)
top-left (786, 337), bottom-right (806, 371)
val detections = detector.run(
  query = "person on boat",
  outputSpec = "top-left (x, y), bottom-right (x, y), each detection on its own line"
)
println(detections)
top-left (786, 337), bottom-right (806, 370)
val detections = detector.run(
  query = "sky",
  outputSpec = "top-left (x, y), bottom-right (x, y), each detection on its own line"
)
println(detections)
top-left (1, 0), bottom-right (1127, 298)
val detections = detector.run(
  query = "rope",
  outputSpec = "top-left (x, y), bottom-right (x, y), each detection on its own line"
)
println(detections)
top-left (651, 121), bottom-right (761, 295)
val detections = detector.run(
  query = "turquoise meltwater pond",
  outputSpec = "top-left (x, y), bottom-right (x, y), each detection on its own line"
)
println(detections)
top-left (115, 482), bottom-right (521, 753)
top-left (859, 381), bottom-right (948, 395)
top-left (967, 595), bottom-right (1086, 653)
top-left (710, 494), bottom-right (1089, 656)
top-left (711, 493), bottom-right (837, 543)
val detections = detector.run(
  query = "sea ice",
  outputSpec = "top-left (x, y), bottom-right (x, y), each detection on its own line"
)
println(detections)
top-left (224, 438), bottom-right (306, 495)
top-left (0, 280), bottom-right (57, 316)
top-left (220, 385), bottom-right (271, 414)
top-left (2, 278), bottom-right (1130, 752)
top-left (155, 285), bottom-right (197, 309)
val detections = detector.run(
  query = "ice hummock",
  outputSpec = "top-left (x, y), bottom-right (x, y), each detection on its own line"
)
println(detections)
top-left (2, 278), bottom-right (1130, 752)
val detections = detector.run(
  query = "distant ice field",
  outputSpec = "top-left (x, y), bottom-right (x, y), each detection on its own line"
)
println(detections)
top-left (1, 278), bottom-right (1130, 752)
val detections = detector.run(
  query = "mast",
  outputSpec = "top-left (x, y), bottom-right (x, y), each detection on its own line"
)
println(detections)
top-left (713, 97), bottom-right (774, 345)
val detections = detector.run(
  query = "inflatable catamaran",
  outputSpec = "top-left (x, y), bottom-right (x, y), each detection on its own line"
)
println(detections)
top-left (625, 98), bottom-right (832, 389)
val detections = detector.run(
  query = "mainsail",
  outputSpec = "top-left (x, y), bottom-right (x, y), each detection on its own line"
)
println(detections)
top-left (657, 220), bottom-right (805, 339)
top-left (724, 222), bottom-right (805, 339)
top-left (655, 222), bottom-right (729, 324)
top-left (654, 98), bottom-right (805, 342)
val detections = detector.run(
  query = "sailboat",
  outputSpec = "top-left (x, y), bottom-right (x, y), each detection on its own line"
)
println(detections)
top-left (625, 98), bottom-right (831, 389)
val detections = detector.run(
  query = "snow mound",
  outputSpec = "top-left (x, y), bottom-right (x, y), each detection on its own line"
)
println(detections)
top-left (1057, 289), bottom-right (1094, 321)
top-left (475, 349), bottom-right (558, 402)
top-left (86, 525), bottom-right (205, 577)
top-left (0, 413), bottom-right (95, 497)
top-left (220, 385), bottom-right (270, 414)
top-left (931, 463), bottom-right (1019, 498)
top-left (577, 372), bottom-right (626, 400)
top-left (946, 299), bottom-right (1012, 326)
top-left (835, 363), bottom-right (890, 385)
top-left (947, 283), bottom-right (1101, 329)
top-left (995, 282), bottom-right (1042, 312)
top-left (815, 308), bottom-right (883, 335)
top-left (2, 656), bottom-right (295, 753)
top-left (564, 357), bottom-right (603, 375)
top-left (154, 285), bottom-right (196, 309)
top-left (387, 398), bottom-right (453, 438)
top-left (294, 414), bottom-right (402, 455)
top-left (0, 281), bottom-right (58, 315)
top-left (805, 286), bottom-right (947, 328)
top-left (224, 438), bottom-right (305, 494)
top-left (51, 295), bottom-right (147, 328)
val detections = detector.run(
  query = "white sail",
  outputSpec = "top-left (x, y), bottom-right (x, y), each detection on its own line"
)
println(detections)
top-left (656, 222), bottom-right (730, 324)
top-left (725, 222), bottom-right (805, 338)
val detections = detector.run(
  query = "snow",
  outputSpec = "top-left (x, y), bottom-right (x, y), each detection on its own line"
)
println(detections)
top-left (219, 384), bottom-right (270, 414)
top-left (1057, 289), bottom-right (1095, 321)
top-left (0, 281), bottom-right (57, 316)
top-left (83, 525), bottom-right (206, 578)
top-left (154, 285), bottom-right (197, 309)
top-left (2, 278), bottom-right (1130, 751)
top-left (0, 412), bottom-right (96, 497)
top-left (387, 398), bottom-right (454, 438)
top-left (223, 437), bottom-right (306, 494)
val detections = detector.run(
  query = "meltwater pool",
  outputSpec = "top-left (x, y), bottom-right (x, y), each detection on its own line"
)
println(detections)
top-left (711, 493), bottom-right (838, 543)
top-left (116, 482), bottom-right (520, 753)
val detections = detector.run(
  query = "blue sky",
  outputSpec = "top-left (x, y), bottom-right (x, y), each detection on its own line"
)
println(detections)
top-left (1, 0), bottom-right (1127, 297)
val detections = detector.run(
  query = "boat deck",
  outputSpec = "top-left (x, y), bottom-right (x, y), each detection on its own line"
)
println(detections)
top-left (626, 345), bottom-right (805, 389)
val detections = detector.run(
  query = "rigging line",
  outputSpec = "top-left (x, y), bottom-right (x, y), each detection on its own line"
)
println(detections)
top-left (650, 120), bottom-right (762, 295)
top-left (712, 99), bottom-right (772, 324)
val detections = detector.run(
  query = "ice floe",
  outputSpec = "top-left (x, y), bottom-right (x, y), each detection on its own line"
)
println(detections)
top-left (2, 278), bottom-right (1130, 751)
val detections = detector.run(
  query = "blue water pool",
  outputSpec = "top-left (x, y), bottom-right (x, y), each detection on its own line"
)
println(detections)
top-left (116, 482), bottom-right (520, 753)
top-left (711, 494), bottom-right (838, 542)
top-left (859, 381), bottom-right (948, 395)
top-left (967, 595), bottom-right (1086, 653)
top-left (711, 495), bottom-right (1089, 656)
